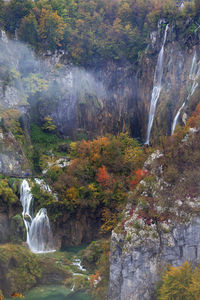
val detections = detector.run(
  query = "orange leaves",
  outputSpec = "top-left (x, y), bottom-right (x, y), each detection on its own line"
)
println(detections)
top-left (96, 165), bottom-right (112, 187)
top-left (12, 293), bottom-right (24, 298)
top-left (130, 169), bottom-right (148, 189)
top-left (89, 271), bottom-right (101, 288)
top-left (187, 103), bottom-right (200, 128)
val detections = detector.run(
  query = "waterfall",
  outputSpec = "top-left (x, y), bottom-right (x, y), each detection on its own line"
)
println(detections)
top-left (145, 24), bottom-right (169, 145)
top-left (171, 102), bottom-right (185, 135)
top-left (1, 30), bottom-right (8, 43)
top-left (171, 51), bottom-right (200, 134)
top-left (20, 179), bottom-right (55, 253)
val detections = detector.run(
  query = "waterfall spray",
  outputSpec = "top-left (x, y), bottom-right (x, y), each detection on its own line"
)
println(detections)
top-left (145, 24), bottom-right (169, 145)
top-left (20, 179), bottom-right (55, 253)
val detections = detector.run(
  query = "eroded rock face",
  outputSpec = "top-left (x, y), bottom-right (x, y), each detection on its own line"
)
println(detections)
top-left (108, 217), bottom-right (200, 300)
top-left (0, 212), bottom-right (9, 243)
top-left (52, 208), bottom-right (102, 248)
top-left (0, 132), bottom-right (31, 177)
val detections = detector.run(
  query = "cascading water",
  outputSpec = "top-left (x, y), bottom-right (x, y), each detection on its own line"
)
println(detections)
top-left (20, 179), bottom-right (55, 253)
top-left (1, 30), bottom-right (8, 43)
top-left (171, 51), bottom-right (200, 134)
top-left (145, 24), bottom-right (169, 145)
top-left (171, 102), bottom-right (185, 134)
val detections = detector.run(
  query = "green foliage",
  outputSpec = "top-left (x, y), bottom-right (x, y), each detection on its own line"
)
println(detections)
top-left (0, 179), bottom-right (18, 205)
top-left (1, 0), bottom-right (191, 66)
top-left (4, 0), bottom-right (34, 34)
top-left (38, 8), bottom-right (65, 51)
top-left (31, 181), bottom-right (56, 210)
top-left (30, 122), bottom-right (61, 148)
top-left (81, 239), bottom-right (110, 300)
top-left (0, 109), bottom-right (25, 141)
top-left (47, 133), bottom-right (146, 227)
top-left (42, 116), bottom-right (56, 132)
top-left (0, 244), bottom-right (70, 297)
top-left (9, 214), bottom-right (25, 243)
top-left (23, 73), bottom-right (48, 95)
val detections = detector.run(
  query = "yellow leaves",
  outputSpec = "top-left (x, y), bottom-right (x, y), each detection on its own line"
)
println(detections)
top-left (65, 187), bottom-right (79, 202)
top-left (38, 8), bottom-right (65, 49)
top-left (158, 261), bottom-right (200, 300)
top-left (100, 208), bottom-right (118, 233)
top-left (88, 183), bottom-right (96, 191)
top-left (0, 179), bottom-right (18, 204)
top-left (42, 116), bottom-right (56, 132)
top-left (23, 73), bottom-right (48, 95)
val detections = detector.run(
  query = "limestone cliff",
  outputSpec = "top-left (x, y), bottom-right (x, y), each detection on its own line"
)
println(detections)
top-left (108, 216), bottom-right (200, 300)
top-left (108, 127), bottom-right (200, 299)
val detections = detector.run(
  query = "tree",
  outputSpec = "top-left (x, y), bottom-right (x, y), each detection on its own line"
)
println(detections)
top-left (42, 116), bottom-right (56, 132)
top-left (158, 262), bottom-right (193, 299)
top-left (38, 8), bottom-right (65, 50)
top-left (18, 12), bottom-right (38, 47)
top-left (0, 179), bottom-right (18, 205)
top-left (4, 0), bottom-right (34, 33)
top-left (96, 165), bottom-right (112, 187)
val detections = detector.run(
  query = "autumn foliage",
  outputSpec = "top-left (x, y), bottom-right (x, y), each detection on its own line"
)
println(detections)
top-left (157, 261), bottom-right (200, 300)
top-left (96, 166), bottom-right (112, 187)
top-left (130, 169), bottom-right (148, 189)
top-left (46, 133), bottom-right (147, 231)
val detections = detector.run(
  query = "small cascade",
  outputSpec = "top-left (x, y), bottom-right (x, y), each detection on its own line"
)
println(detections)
top-left (35, 178), bottom-right (52, 193)
top-left (20, 179), bottom-right (55, 253)
top-left (1, 30), bottom-right (8, 43)
top-left (171, 51), bottom-right (200, 134)
top-left (145, 24), bottom-right (169, 145)
top-left (171, 102), bottom-right (185, 135)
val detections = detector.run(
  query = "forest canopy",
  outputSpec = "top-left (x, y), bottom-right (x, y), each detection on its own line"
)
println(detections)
top-left (0, 0), bottom-right (200, 66)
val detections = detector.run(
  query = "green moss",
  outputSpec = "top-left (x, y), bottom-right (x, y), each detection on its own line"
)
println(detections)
top-left (0, 244), bottom-right (71, 297)
top-left (30, 123), bottom-right (61, 150)
top-left (9, 214), bottom-right (26, 243)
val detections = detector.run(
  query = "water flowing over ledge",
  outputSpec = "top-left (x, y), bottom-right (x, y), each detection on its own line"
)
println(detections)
top-left (171, 50), bottom-right (200, 134)
top-left (20, 179), bottom-right (55, 254)
top-left (145, 24), bottom-right (169, 145)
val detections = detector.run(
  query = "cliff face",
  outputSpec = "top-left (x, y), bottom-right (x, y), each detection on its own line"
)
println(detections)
top-left (108, 125), bottom-right (200, 299)
top-left (52, 207), bottom-right (102, 248)
top-left (1, 22), bottom-right (200, 144)
top-left (108, 216), bottom-right (200, 300)
top-left (33, 21), bottom-right (200, 142)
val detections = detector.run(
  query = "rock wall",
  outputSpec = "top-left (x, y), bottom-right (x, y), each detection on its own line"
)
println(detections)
top-left (1, 22), bottom-right (200, 143)
top-left (52, 208), bottom-right (102, 248)
top-left (39, 22), bottom-right (200, 142)
top-left (108, 216), bottom-right (200, 300)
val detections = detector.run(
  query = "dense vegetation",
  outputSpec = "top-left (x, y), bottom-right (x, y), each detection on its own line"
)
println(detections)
top-left (1, 0), bottom-right (200, 299)
top-left (0, 0), bottom-right (200, 66)
top-left (157, 261), bottom-right (200, 299)
top-left (32, 133), bottom-right (149, 231)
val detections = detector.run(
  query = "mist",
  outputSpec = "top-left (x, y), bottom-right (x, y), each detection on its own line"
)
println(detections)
top-left (0, 30), bottom-right (107, 136)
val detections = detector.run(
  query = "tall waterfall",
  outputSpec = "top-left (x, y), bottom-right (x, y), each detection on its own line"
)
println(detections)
top-left (20, 179), bottom-right (55, 253)
top-left (171, 51), bottom-right (200, 134)
top-left (145, 24), bottom-right (169, 145)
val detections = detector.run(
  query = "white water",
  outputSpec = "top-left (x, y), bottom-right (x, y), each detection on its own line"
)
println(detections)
top-left (171, 51), bottom-right (200, 134)
top-left (1, 30), bottom-right (8, 43)
top-left (145, 24), bottom-right (169, 145)
top-left (35, 178), bottom-right (52, 193)
top-left (171, 102), bottom-right (185, 134)
top-left (20, 179), bottom-right (55, 253)
top-left (72, 258), bottom-right (86, 272)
